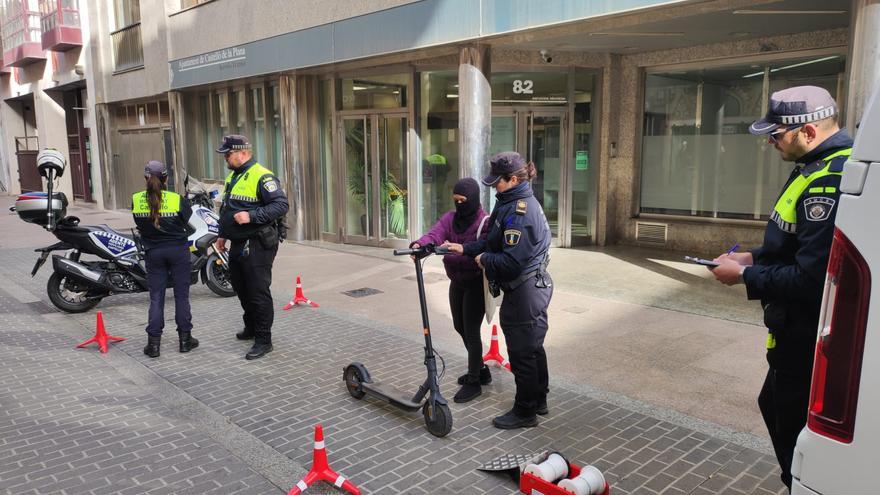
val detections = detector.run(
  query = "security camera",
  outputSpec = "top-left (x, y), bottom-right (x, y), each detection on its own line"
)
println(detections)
top-left (540, 49), bottom-right (553, 64)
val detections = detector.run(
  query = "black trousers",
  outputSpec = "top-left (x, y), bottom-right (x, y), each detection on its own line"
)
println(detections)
top-left (145, 244), bottom-right (192, 337)
top-left (229, 237), bottom-right (278, 345)
top-left (758, 367), bottom-right (811, 490)
top-left (448, 280), bottom-right (485, 380)
top-left (499, 274), bottom-right (553, 416)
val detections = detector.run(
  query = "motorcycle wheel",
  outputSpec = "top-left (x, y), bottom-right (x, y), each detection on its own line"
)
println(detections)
top-left (47, 272), bottom-right (101, 313)
top-left (203, 253), bottom-right (235, 297)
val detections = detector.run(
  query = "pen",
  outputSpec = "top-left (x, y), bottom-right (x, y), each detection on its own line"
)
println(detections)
top-left (726, 243), bottom-right (740, 255)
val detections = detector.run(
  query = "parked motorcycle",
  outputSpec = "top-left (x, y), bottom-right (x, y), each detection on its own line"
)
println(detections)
top-left (11, 152), bottom-right (234, 313)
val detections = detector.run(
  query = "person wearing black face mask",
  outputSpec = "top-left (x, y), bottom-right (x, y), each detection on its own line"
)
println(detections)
top-left (410, 178), bottom-right (489, 403)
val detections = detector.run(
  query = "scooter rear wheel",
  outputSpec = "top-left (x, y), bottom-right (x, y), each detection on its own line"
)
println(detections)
top-left (423, 401), bottom-right (452, 437)
top-left (47, 272), bottom-right (100, 313)
top-left (344, 364), bottom-right (366, 400)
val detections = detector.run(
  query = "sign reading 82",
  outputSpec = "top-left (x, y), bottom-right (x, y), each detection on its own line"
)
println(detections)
top-left (512, 80), bottom-right (534, 95)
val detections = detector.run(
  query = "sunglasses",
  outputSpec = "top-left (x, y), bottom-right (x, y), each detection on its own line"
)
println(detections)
top-left (768, 125), bottom-right (803, 144)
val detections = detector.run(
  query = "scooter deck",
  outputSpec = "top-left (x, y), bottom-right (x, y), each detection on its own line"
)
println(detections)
top-left (361, 381), bottom-right (422, 411)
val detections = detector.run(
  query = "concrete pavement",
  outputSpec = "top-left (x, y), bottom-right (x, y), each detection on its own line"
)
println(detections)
top-left (0, 195), bottom-right (786, 494)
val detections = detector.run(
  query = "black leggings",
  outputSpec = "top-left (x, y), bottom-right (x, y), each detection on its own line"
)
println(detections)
top-left (448, 280), bottom-right (485, 380)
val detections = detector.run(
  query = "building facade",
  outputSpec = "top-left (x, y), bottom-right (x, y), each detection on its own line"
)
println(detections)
top-left (4, 0), bottom-right (877, 254)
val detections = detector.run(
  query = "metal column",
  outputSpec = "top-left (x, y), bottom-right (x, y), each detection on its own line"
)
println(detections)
top-left (458, 45), bottom-right (492, 209)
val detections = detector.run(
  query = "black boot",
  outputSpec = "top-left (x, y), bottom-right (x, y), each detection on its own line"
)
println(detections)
top-left (179, 332), bottom-right (199, 353)
top-left (457, 365), bottom-right (492, 385)
top-left (245, 343), bottom-right (273, 360)
top-left (453, 377), bottom-right (482, 403)
top-left (236, 328), bottom-right (254, 340)
top-left (492, 409), bottom-right (538, 429)
top-left (143, 335), bottom-right (161, 358)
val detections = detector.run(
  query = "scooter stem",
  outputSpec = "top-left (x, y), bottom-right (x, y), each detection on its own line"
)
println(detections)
top-left (413, 255), bottom-right (435, 358)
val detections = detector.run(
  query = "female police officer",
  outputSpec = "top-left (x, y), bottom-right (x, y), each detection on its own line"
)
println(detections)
top-left (444, 152), bottom-right (553, 429)
top-left (132, 160), bottom-right (196, 358)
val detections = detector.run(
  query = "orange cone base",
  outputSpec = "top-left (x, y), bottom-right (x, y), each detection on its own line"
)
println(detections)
top-left (287, 424), bottom-right (360, 495)
top-left (76, 311), bottom-right (125, 353)
top-left (283, 276), bottom-right (319, 310)
top-left (482, 324), bottom-right (512, 371)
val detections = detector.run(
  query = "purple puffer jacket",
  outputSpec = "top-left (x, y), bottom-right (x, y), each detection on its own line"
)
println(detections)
top-left (413, 209), bottom-right (488, 286)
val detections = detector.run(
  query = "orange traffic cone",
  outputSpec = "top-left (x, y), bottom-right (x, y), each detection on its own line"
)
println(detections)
top-left (76, 311), bottom-right (125, 353)
top-left (287, 424), bottom-right (360, 495)
top-left (283, 275), bottom-right (319, 309)
top-left (482, 324), bottom-right (511, 371)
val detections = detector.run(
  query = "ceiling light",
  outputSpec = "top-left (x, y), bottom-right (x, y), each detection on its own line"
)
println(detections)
top-left (446, 93), bottom-right (458, 99)
top-left (733, 9), bottom-right (845, 15)
top-left (352, 85), bottom-right (367, 91)
top-left (589, 31), bottom-right (685, 37)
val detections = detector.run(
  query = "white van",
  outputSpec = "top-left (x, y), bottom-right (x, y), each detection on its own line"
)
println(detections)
top-left (790, 88), bottom-right (880, 494)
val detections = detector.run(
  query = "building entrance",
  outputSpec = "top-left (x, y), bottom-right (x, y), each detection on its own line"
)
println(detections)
top-left (339, 112), bottom-right (409, 246)
top-left (490, 107), bottom-right (566, 245)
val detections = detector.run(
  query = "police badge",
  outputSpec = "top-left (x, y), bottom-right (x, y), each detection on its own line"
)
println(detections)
top-left (804, 197), bottom-right (835, 222)
top-left (504, 229), bottom-right (522, 246)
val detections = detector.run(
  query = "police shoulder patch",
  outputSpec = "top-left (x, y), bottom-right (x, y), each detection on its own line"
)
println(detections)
top-left (803, 196), bottom-right (835, 222)
top-left (504, 229), bottom-right (522, 246)
top-left (263, 180), bottom-right (278, 193)
top-left (516, 200), bottom-right (527, 215)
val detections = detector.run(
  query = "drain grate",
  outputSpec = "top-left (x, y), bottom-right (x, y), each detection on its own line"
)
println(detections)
top-left (342, 287), bottom-right (383, 298)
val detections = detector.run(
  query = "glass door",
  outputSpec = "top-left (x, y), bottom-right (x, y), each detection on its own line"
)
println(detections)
top-left (526, 111), bottom-right (565, 243)
top-left (378, 115), bottom-right (409, 241)
top-left (341, 113), bottom-right (408, 246)
top-left (490, 108), bottom-right (566, 244)
top-left (342, 116), bottom-right (372, 242)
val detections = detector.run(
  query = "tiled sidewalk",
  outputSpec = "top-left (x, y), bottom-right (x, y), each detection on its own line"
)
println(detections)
top-left (0, 245), bottom-right (785, 495)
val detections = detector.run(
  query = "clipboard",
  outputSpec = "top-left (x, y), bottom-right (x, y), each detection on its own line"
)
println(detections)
top-left (684, 256), bottom-right (719, 267)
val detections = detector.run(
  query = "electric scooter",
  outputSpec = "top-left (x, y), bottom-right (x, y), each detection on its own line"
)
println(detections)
top-left (343, 243), bottom-right (453, 437)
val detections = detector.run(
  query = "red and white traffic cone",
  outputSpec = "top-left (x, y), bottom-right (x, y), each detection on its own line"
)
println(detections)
top-left (482, 324), bottom-right (511, 371)
top-left (76, 311), bottom-right (125, 353)
top-left (283, 275), bottom-right (319, 309)
top-left (287, 424), bottom-right (360, 495)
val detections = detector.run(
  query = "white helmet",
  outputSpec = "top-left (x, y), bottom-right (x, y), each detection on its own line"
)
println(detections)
top-left (37, 148), bottom-right (66, 178)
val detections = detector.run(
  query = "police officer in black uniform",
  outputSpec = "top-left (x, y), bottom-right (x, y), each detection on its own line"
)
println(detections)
top-left (132, 160), bottom-right (196, 358)
top-left (712, 86), bottom-right (853, 490)
top-left (445, 152), bottom-right (553, 429)
top-left (215, 135), bottom-right (289, 360)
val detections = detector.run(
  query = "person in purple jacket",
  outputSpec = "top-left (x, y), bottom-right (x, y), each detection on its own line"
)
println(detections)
top-left (411, 178), bottom-right (489, 403)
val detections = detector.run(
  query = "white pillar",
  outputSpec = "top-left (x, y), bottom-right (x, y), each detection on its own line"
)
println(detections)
top-left (458, 45), bottom-right (492, 209)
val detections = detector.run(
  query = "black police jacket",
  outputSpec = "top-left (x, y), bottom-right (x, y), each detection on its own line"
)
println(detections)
top-left (218, 159), bottom-right (290, 240)
top-left (743, 129), bottom-right (854, 375)
top-left (463, 181), bottom-right (551, 284)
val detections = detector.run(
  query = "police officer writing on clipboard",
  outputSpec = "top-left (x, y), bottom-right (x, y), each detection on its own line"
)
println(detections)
top-left (710, 87), bottom-right (853, 490)
top-left (444, 152), bottom-right (553, 429)
top-left (214, 135), bottom-right (289, 360)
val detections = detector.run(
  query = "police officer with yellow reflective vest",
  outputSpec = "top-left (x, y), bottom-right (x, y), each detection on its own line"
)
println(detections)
top-left (711, 86), bottom-right (853, 490)
top-left (214, 135), bottom-right (289, 360)
top-left (444, 152), bottom-right (553, 429)
top-left (133, 160), bottom-right (196, 358)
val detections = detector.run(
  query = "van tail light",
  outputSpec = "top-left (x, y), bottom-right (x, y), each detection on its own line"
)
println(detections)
top-left (808, 228), bottom-right (871, 443)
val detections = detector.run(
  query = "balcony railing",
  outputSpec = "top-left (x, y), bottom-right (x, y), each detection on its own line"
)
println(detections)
top-left (39, 0), bottom-right (81, 51)
top-left (1, 1), bottom-right (45, 67)
top-left (110, 21), bottom-right (143, 72)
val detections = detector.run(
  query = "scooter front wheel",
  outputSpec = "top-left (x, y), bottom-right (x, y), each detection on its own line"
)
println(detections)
top-left (423, 401), bottom-right (452, 437)
top-left (203, 253), bottom-right (235, 297)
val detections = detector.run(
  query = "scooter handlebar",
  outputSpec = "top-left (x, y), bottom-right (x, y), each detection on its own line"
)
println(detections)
top-left (393, 244), bottom-right (451, 257)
